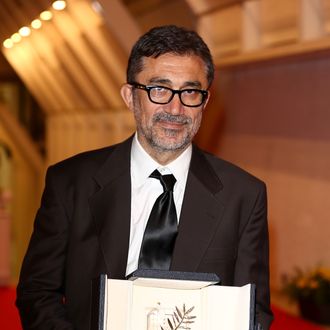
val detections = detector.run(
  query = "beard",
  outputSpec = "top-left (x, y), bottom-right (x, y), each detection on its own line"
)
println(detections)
top-left (135, 110), bottom-right (202, 153)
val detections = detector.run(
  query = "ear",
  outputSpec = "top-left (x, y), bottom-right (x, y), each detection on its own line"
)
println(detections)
top-left (203, 90), bottom-right (211, 109)
top-left (120, 84), bottom-right (134, 111)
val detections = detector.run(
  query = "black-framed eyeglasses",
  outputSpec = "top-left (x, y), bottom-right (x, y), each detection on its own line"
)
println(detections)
top-left (129, 82), bottom-right (208, 107)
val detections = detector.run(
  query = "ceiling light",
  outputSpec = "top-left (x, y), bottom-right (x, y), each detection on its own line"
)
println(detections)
top-left (52, 0), bottom-right (66, 11)
top-left (19, 26), bottom-right (31, 37)
top-left (3, 39), bottom-right (14, 49)
top-left (11, 33), bottom-right (22, 43)
top-left (31, 19), bottom-right (42, 29)
top-left (40, 10), bottom-right (53, 21)
top-left (91, 0), bottom-right (103, 14)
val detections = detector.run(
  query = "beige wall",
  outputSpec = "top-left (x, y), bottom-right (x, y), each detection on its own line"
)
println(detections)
top-left (0, 121), bottom-right (43, 282)
top-left (212, 52), bottom-right (330, 290)
top-left (46, 111), bottom-right (135, 165)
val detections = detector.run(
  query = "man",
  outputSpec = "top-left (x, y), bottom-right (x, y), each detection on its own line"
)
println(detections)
top-left (16, 25), bottom-right (273, 329)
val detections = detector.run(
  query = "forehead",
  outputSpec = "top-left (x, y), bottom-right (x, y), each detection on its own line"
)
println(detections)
top-left (137, 53), bottom-right (208, 88)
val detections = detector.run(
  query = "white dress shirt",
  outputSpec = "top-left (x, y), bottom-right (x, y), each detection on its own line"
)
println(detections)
top-left (125, 133), bottom-right (192, 276)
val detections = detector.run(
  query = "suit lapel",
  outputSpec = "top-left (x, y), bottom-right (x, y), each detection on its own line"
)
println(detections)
top-left (171, 146), bottom-right (225, 271)
top-left (88, 137), bottom-right (133, 279)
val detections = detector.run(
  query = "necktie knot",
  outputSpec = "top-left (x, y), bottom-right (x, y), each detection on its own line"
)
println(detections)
top-left (150, 169), bottom-right (176, 192)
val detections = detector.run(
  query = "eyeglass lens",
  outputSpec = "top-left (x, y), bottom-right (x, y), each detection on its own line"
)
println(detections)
top-left (149, 87), bottom-right (204, 106)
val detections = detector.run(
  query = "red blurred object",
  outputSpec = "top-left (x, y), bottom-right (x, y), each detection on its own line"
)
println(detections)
top-left (0, 287), bottom-right (22, 330)
top-left (271, 305), bottom-right (325, 330)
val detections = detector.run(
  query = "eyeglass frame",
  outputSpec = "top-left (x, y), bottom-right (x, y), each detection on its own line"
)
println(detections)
top-left (129, 82), bottom-right (209, 108)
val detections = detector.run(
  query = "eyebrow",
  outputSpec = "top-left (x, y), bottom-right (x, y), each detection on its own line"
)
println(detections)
top-left (147, 77), bottom-right (203, 89)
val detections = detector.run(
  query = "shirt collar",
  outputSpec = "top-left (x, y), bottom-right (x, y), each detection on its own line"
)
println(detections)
top-left (131, 133), bottom-right (192, 189)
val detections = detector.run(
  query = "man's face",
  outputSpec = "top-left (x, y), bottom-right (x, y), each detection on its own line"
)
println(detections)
top-left (121, 53), bottom-right (210, 159)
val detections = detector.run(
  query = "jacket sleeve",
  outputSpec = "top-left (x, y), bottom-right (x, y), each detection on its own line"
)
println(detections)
top-left (234, 182), bottom-right (273, 330)
top-left (16, 166), bottom-right (74, 329)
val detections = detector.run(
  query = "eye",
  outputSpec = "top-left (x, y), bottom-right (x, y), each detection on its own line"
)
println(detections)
top-left (151, 86), bottom-right (168, 93)
top-left (182, 89), bottom-right (199, 97)
top-left (153, 86), bottom-right (166, 91)
top-left (150, 86), bottom-right (170, 97)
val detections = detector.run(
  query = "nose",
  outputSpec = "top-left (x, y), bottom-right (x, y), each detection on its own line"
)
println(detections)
top-left (166, 93), bottom-right (185, 115)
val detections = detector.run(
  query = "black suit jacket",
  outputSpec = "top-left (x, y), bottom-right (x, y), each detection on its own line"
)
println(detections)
top-left (17, 136), bottom-right (273, 329)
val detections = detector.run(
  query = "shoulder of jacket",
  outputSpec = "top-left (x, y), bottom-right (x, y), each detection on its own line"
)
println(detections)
top-left (47, 137), bottom-right (132, 177)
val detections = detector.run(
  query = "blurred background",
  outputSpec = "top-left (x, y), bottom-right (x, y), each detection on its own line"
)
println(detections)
top-left (0, 0), bottom-right (330, 328)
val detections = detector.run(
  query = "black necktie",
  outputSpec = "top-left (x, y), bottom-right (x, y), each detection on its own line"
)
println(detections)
top-left (138, 169), bottom-right (178, 270)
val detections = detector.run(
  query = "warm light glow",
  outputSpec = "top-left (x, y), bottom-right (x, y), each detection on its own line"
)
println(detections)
top-left (40, 10), bottom-right (53, 21)
top-left (52, 0), bottom-right (66, 11)
top-left (91, 0), bottom-right (103, 14)
top-left (31, 19), bottom-right (42, 29)
top-left (19, 26), bottom-right (31, 37)
top-left (3, 39), bottom-right (14, 49)
top-left (11, 33), bottom-right (22, 43)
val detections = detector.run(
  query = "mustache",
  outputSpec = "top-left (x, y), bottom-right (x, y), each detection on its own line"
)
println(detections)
top-left (153, 112), bottom-right (192, 125)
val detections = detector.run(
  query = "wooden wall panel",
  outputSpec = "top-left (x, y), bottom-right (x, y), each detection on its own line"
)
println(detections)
top-left (3, 46), bottom-right (56, 112)
top-left (52, 8), bottom-right (122, 108)
top-left (323, 0), bottom-right (330, 34)
top-left (192, 0), bottom-right (330, 68)
top-left (260, 0), bottom-right (300, 47)
top-left (186, 0), bottom-right (244, 15)
top-left (41, 22), bottom-right (109, 110)
top-left (198, 5), bottom-right (242, 57)
top-left (301, 0), bottom-right (325, 40)
top-left (69, 1), bottom-right (126, 87)
top-left (46, 111), bottom-right (136, 165)
top-left (241, 1), bottom-right (261, 51)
